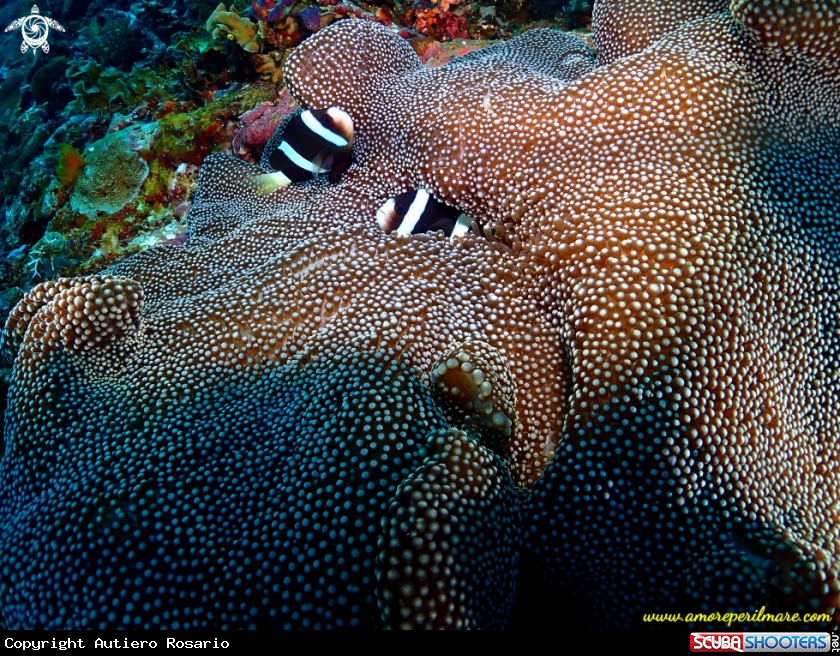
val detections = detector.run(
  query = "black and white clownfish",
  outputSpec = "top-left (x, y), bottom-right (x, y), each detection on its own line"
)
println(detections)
top-left (250, 107), bottom-right (354, 195)
top-left (376, 189), bottom-right (472, 240)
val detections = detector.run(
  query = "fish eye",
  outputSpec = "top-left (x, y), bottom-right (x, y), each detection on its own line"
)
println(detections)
top-left (396, 204), bottom-right (407, 214)
top-left (323, 116), bottom-right (333, 125)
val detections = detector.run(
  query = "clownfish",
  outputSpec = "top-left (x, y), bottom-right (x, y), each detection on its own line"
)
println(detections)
top-left (376, 189), bottom-right (472, 240)
top-left (250, 107), bottom-right (354, 195)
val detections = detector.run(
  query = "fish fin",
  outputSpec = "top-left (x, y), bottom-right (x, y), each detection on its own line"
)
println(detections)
top-left (247, 170), bottom-right (292, 196)
top-left (450, 214), bottom-right (473, 240)
top-left (328, 156), bottom-right (351, 184)
top-left (376, 199), bottom-right (399, 233)
top-left (312, 152), bottom-right (334, 179)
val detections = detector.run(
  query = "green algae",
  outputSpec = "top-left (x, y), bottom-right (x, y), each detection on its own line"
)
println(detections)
top-left (70, 124), bottom-right (158, 215)
top-left (67, 61), bottom-right (166, 114)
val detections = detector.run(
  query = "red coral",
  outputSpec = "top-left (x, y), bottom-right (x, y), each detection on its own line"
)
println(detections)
top-left (414, 8), bottom-right (466, 41)
top-left (231, 89), bottom-right (297, 162)
top-left (88, 222), bottom-right (107, 244)
top-left (436, 11), bottom-right (467, 40)
top-left (326, 0), bottom-right (391, 26)
top-left (158, 101), bottom-right (177, 117)
top-left (413, 38), bottom-right (442, 63)
top-left (414, 38), bottom-right (487, 66)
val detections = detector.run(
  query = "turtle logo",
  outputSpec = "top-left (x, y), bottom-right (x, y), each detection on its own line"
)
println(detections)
top-left (4, 5), bottom-right (65, 55)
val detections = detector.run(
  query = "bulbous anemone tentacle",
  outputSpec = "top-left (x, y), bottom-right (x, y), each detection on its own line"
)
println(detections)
top-left (731, 0), bottom-right (840, 58)
top-left (3, 275), bottom-right (144, 355)
top-left (592, 0), bottom-right (729, 64)
top-left (376, 428), bottom-right (522, 629)
top-left (0, 215), bottom-right (561, 628)
top-left (0, 345), bottom-right (450, 629)
top-left (520, 0), bottom-right (840, 627)
top-left (284, 21), bottom-right (422, 168)
top-left (445, 29), bottom-right (597, 82)
top-left (430, 340), bottom-right (519, 455)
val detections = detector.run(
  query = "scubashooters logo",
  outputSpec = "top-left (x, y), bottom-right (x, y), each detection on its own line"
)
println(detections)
top-left (692, 634), bottom-right (745, 652)
top-left (4, 5), bottom-right (65, 54)
top-left (690, 633), bottom-right (830, 652)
